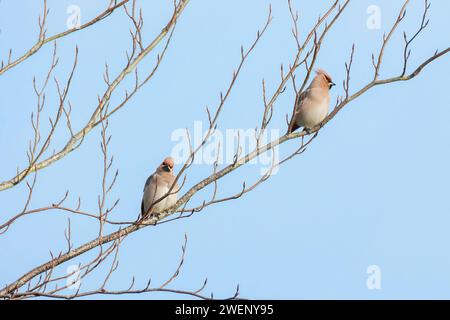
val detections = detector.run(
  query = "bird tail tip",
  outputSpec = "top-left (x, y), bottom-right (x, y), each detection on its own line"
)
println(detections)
top-left (287, 123), bottom-right (299, 134)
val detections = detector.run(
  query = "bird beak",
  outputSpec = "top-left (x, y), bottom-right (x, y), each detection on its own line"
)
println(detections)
top-left (329, 82), bottom-right (336, 89)
top-left (162, 165), bottom-right (171, 172)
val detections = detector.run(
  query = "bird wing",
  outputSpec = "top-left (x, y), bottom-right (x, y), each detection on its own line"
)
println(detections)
top-left (143, 174), bottom-right (154, 191)
top-left (141, 173), bottom-right (157, 216)
top-left (288, 90), bottom-right (309, 133)
top-left (294, 89), bottom-right (309, 112)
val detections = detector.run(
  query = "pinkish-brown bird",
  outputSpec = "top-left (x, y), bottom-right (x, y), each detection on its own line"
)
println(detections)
top-left (288, 69), bottom-right (335, 134)
top-left (141, 157), bottom-right (179, 218)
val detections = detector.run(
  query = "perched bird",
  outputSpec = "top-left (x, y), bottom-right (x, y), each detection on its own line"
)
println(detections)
top-left (141, 157), bottom-right (179, 218)
top-left (288, 69), bottom-right (335, 134)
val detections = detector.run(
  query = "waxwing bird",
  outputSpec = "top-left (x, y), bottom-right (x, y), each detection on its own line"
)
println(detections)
top-left (288, 69), bottom-right (335, 134)
top-left (141, 157), bottom-right (179, 218)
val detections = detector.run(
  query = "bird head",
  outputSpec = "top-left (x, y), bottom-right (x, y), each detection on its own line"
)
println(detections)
top-left (158, 157), bottom-right (175, 173)
top-left (316, 69), bottom-right (335, 90)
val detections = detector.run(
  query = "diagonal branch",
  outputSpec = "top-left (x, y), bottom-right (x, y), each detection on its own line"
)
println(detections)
top-left (0, 0), bottom-right (189, 193)
top-left (0, 0), bottom-right (130, 76)
top-left (1, 0), bottom-right (449, 300)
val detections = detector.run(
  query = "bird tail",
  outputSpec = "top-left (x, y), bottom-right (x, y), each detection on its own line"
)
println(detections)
top-left (140, 201), bottom-right (145, 217)
top-left (287, 122), bottom-right (300, 134)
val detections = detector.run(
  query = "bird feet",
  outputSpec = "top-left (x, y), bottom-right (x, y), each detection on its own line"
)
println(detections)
top-left (150, 211), bottom-right (161, 219)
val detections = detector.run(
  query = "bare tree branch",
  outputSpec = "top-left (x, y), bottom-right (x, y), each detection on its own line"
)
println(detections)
top-left (0, 0), bottom-right (189, 192)
top-left (0, 0), bottom-right (130, 76)
top-left (1, 0), bottom-right (449, 300)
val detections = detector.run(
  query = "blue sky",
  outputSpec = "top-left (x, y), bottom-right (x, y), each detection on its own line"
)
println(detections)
top-left (1, 0), bottom-right (450, 299)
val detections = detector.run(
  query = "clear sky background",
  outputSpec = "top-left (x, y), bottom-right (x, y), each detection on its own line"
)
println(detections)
top-left (1, 0), bottom-right (450, 299)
